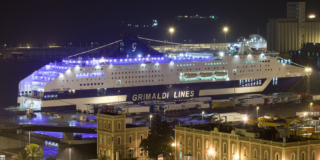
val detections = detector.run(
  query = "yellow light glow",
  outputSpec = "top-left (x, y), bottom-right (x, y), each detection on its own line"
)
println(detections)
top-left (169, 28), bottom-right (174, 33)
top-left (223, 27), bottom-right (228, 32)
top-left (309, 15), bottom-right (316, 18)
top-left (305, 67), bottom-right (312, 72)
top-left (172, 143), bottom-right (176, 147)
top-left (234, 154), bottom-right (239, 159)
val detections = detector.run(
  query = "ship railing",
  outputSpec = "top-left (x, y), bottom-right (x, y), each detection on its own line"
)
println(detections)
top-left (34, 73), bottom-right (59, 76)
top-left (32, 84), bottom-right (46, 87)
top-left (19, 95), bottom-right (42, 99)
top-left (32, 79), bottom-right (52, 83)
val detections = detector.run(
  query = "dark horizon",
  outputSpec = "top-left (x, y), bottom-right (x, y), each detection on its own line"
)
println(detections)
top-left (0, 0), bottom-right (319, 45)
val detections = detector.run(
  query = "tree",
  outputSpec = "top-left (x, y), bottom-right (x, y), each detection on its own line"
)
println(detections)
top-left (25, 144), bottom-right (43, 160)
top-left (17, 149), bottom-right (29, 160)
top-left (151, 114), bottom-right (173, 136)
top-left (97, 153), bottom-right (110, 160)
top-left (140, 134), bottom-right (173, 159)
top-left (140, 114), bottom-right (174, 159)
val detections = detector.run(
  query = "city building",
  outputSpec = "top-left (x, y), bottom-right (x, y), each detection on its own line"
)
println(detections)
top-left (97, 112), bottom-right (149, 160)
top-left (174, 123), bottom-right (320, 160)
top-left (289, 43), bottom-right (320, 68)
top-left (267, 0), bottom-right (320, 54)
top-left (287, 0), bottom-right (306, 45)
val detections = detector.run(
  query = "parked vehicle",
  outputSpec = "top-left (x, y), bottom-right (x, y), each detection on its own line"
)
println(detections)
top-left (212, 100), bottom-right (235, 109)
top-left (241, 98), bottom-right (264, 107)
top-left (213, 113), bottom-right (247, 123)
top-left (76, 104), bottom-right (94, 114)
top-left (120, 105), bottom-right (150, 115)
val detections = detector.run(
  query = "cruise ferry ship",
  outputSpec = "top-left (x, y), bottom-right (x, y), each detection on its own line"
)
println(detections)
top-left (18, 34), bottom-right (307, 111)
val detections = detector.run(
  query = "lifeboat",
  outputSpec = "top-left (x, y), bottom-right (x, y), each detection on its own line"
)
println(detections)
top-left (185, 73), bottom-right (198, 78)
top-left (215, 72), bottom-right (228, 76)
top-left (200, 72), bottom-right (213, 77)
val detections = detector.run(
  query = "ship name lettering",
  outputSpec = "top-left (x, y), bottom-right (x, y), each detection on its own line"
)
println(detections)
top-left (132, 90), bottom-right (193, 101)
top-left (152, 93), bottom-right (157, 100)
top-left (174, 90), bottom-right (194, 98)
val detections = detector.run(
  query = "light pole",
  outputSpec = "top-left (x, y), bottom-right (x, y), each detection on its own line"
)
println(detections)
top-left (256, 107), bottom-right (259, 119)
top-left (223, 27), bottom-right (228, 50)
top-left (233, 71), bottom-right (236, 108)
top-left (305, 67), bottom-right (312, 98)
top-left (118, 90), bottom-right (120, 104)
top-left (150, 115), bottom-right (153, 127)
top-left (202, 111), bottom-right (204, 124)
top-left (169, 28), bottom-right (174, 50)
top-left (29, 131), bottom-right (30, 145)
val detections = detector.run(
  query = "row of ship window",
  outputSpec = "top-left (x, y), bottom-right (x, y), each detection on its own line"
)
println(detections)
top-left (177, 64), bottom-right (195, 67)
top-left (243, 60), bottom-right (270, 63)
top-left (79, 68), bottom-right (103, 71)
top-left (63, 78), bottom-right (105, 82)
top-left (125, 79), bottom-right (163, 83)
top-left (112, 70), bottom-right (160, 74)
top-left (178, 67), bottom-right (223, 72)
top-left (204, 62), bottom-right (228, 65)
top-left (238, 64), bottom-right (270, 68)
top-left (239, 79), bottom-right (262, 87)
top-left (111, 65), bottom-right (160, 70)
top-left (80, 82), bottom-right (104, 86)
top-left (239, 69), bottom-right (273, 73)
top-left (112, 75), bottom-right (163, 79)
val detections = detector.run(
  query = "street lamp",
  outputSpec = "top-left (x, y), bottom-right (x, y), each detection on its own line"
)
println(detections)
top-left (202, 111), bottom-right (205, 124)
top-left (256, 107), bottom-right (259, 119)
top-left (169, 28), bottom-right (174, 42)
top-left (209, 150), bottom-right (213, 160)
top-left (243, 116), bottom-right (248, 123)
top-left (223, 27), bottom-right (228, 50)
top-left (150, 115), bottom-right (153, 127)
top-left (169, 28), bottom-right (174, 50)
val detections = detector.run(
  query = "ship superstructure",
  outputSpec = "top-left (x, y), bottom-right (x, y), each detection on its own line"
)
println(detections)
top-left (18, 35), bottom-right (307, 110)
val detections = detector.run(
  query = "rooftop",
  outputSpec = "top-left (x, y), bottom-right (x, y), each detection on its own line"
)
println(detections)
top-left (177, 122), bottom-right (317, 143)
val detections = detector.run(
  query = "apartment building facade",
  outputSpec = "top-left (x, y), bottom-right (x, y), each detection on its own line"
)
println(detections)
top-left (174, 125), bottom-right (320, 160)
top-left (97, 113), bottom-right (149, 160)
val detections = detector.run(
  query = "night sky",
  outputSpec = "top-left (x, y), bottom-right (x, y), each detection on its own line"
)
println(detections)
top-left (0, 0), bottom-right (319, 45)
